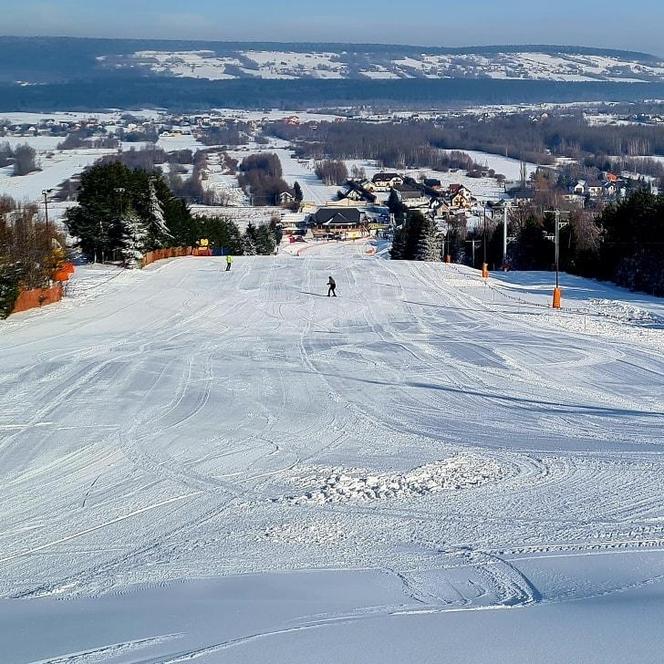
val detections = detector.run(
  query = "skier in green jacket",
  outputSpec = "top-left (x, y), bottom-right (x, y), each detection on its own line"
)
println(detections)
top-left (226, 254), bottom-right (233, 271)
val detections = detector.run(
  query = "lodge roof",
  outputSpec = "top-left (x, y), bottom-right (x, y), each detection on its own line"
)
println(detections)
top-left (311, 207), bottom-right (362, 226)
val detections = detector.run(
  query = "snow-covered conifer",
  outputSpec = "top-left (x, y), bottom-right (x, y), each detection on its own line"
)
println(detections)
top-left (120, 208), bottom-right (149, 268)
top-left (148, 180), bottom-right (173, 241)
top-left (414, 215), bottom-right (442, 262)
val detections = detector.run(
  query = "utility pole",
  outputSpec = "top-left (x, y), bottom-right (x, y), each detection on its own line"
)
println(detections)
top-left (466, 239), bottom-right (480, 267)
top-left (546, 209), bottom-right (570, 309)
top-left (42, 189), bottom-right (52, 231)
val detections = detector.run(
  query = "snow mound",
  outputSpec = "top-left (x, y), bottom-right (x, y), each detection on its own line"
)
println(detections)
top-left (590, 298), bottom-right (662, 326)
top-left (284, 456), bottom-right (504, 505)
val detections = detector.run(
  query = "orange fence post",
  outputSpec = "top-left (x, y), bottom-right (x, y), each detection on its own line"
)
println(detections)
top-left (552, 287), bottom-right (562, 309)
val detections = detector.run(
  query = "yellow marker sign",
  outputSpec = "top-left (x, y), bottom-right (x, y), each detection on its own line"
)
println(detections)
top-left (199, 238), bottom-right (209, 247)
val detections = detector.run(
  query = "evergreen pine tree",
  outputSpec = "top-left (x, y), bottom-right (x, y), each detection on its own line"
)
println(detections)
top-left (387, 189), bottom-right (406, 222)
top-left (119, 208), bottom-right (149, 268)
top-left (64, 162), bottom-right (129, 261)
top-left (390, 225), bottom-right (406, 259)
top-left (242, 222), bottom-right (258, 255)
top-left (402, 211), bottom-right (425, 260)
top-left (148, 179), bottom-right (173, 244)
top-left (293, 181), bottom-right (303, 202)
top-left (254, 224), bottom-right (277, 254)
top-left (414, 215), bottom-right (442, 261)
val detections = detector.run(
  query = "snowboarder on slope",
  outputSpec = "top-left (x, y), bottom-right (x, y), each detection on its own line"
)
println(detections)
top-left (226, 255), bottom-right (233, 271)
top-left (327, 275), bottom-right (337, 297)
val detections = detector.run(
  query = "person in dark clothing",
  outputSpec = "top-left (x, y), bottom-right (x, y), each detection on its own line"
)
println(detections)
top-left (327, 276), bottom-right (337, 297)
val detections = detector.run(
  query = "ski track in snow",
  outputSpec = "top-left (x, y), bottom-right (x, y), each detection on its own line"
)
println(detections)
top-left (1, 246), bottom-right (664, 661)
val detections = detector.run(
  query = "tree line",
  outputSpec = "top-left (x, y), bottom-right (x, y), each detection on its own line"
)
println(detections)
top-left (314, 159), bottom-right (348, 185)
top-left (0, 197), bottom-right (65, 317)
top-left (237, 153), bottom-right (292, 206)
top-left (267, 121), bottom-right (493, 175)
top-left (267, 113), bottom-right (664, 184)
top-left (391, 190), bottom-right (664, 297)
top-left (0, 142), bottom-right (40, 176)
top-left (64, 162), bottom-right (281, 267)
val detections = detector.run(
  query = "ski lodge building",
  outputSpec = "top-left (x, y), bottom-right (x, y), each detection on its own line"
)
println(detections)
top-left (309, 207), bottom-right (369, 240)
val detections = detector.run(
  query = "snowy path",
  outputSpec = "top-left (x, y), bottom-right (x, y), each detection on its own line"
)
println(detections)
top-left (1, 249), bottom-right (664, 661)
top-left (271, 146), bottom-right (339, 205)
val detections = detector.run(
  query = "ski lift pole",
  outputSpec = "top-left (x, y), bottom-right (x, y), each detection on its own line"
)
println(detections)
top-left (503, 205), bottom-right (508, 266)
top-left (554, 210), bottom-right (560, 291)
top-left (547, 209), bottom-right (569, 309)
top-left (481, 205), bottom-right (489, 279)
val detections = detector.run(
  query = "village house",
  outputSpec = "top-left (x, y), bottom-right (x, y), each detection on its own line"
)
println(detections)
top-left (372, 172), bottom-right (403, 191)
top-left (280, 212), bottom-right (308, 236)
top-left (602, 182), bottom-right (617, 197)
top-left (356, 179), bottom-right (377, 193)
top-left (337, 180), bottom-right (377, 205)
top-left (562, 193), bottom-right (586, 207)
top-left (309, 207), bottom-right (368, 240)
top-left (423, 178), bottom-right (443, 192)
top-left (278, 191), bottom-right (296, 205)
top-left (573, 180), bottom-right (587, 196)
top-left (429, 197), bottom-right (452, 218)
top-left (393, 184), bottom-right (430, 210)
top-left (447, 184), bottom-right (474, 209)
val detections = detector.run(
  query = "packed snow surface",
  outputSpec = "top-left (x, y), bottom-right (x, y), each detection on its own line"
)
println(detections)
top-left (1, 244), bottom-right (664, 662)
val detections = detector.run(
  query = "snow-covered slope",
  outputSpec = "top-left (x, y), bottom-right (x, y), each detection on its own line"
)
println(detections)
top-left (100, 47), bottom-right (664, 82)
top-left (1, 246), bottom-right (664, 661)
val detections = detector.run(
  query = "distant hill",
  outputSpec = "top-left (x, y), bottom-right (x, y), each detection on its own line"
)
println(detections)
top-left (1, 37), bottom-right (664, 110)
top-left (1, 37), bottom-right (663, 84)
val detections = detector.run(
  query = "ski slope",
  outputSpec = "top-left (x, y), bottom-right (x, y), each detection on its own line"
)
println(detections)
top-left (1, 245), bottom-right (664, 663)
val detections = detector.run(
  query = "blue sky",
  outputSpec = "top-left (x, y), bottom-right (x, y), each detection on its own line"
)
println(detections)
top-left (3, 0), bottom-right (663, 56)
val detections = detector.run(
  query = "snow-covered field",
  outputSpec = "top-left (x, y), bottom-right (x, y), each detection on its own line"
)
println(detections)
top-left (448, 149), bottom-right (539, 181)
top-left (1, 247), bottom-right (664, 662)
top-left (0, 148), bottom-right (117, 205)
top-left (0, 130), bottom-right (203, 209)
top-left (273, 148), bottom-right (339, 205)
top-left (106, 48), bottom-right (664, 83)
